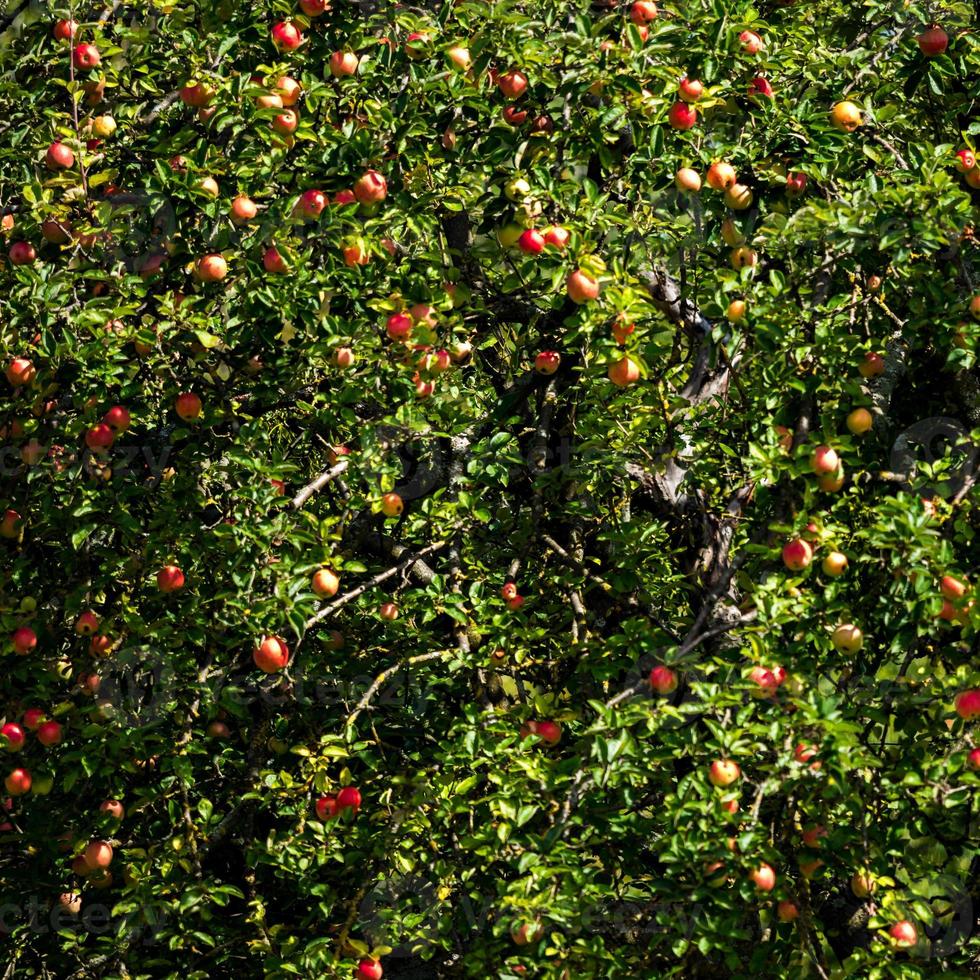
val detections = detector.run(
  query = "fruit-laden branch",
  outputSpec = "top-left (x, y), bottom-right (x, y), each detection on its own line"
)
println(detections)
top-left (303, 539), bottom-right (449, 629)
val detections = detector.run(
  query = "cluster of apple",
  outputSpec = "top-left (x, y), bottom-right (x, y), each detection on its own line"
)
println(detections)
top-left (954, 148), bottom-right (980, 190)
top-left (314, 785), bottom-right (362, 821)
top-left (382, 306), bottom-right (470, 399)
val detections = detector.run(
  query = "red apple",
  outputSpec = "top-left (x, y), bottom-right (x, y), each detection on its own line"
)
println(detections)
top-left (517, 229), bottom-right (545, 254)
top-left (230, 196), bottom-right (258, 224)
top-left (312, 568), bottom-right (340, 598)
top-left (667, 102), bottom-right (696, 130)
top-left (940, 576), bottom-right (967, 600)
top-left (4, 769), bottom-right (31, 796)
top-left (263, 246), bottom-right (289, 274)
top-left (271, 108), bottom-right (298, 135)
top-left (968, 747), bottom-right (980, 770)
top-left (179, 82), bottom-right (215, 107)
top-left (75, 611), bottom-right (99, 635)
top-left (299, 0), bottom-right (330, 14)
top-left (608, 356), bottom-right (640, 387)
top-left (103, 405), bottom-right (131, 431)
top-left (271, 21), bottom-right (302, 51)
top-left (954, 689), bottom-right (980, 720)
top-left (386, 313), bottom-right (413, 342)
top-left (749, 666), bottom-right (779, 698)
top-left (379, 602), bottom-right (399, 621)
top-left (353, 170), bottom-right (387, 205)
top-left (84, 839), bottom-right (113, 870)
top-left (821, 551), bottom-right (848, 576)
top-left (157, 565), bottom-right (185, 593)
top-left (785, 172), bottom-right (807, 196)
top-left (630, 1), bottom-right (658, 24)
top-left (706, 161), bottom-right (737, 190)
top-left (11, 627), bottom-right (37, 655)
top-left (858, 352), bottom-right (885, 377)
top-left (297, 189), bottom-right (326, 219)
top-left (330, 51), bottom-right (359, 77)
top-left (100, 799), bottom-right (125, 819)
top-left (567, 269), bottom-right (599, 303)
top-left (649, 665), bottom-right (677, 695)
top-left (52, 19), bottom-right (77, 40)
top-left (795, 743), bottom-right (820, 767)
top-left (678, 77), bottom-right (703, 102)
top-left (535, 351), bottom-right (560, 375)
top-left (196, 253), bottom-right (228, 282)
top-left (747, 76), bottom-right (774, 99)
top-left (749, 863), bottom-right (776, 892)
top-left (175, 392), bottom-right (202, 421)
top-left (21, 709), bottom-right (44, 732)
top-left (6, 357), bottom-right (36, 386)
top-left (889, 920), bottom-right (918, 947)
top-left (497, 70), bottom-right (528, 99)
top-left (315, 795), bottom-right (339, 820)
top-left (708, 759), bottom-right (740, 787)
top-left (738, 30), bottom-right (763, 54)
top-left (356, 958), bottom-right (383, 980)
top-left (781, 538), bottom-right (812, 571)
top-left (954, 149), bottom-right (976, 173)
top-left (253, 635), bottom-right (289, 672)
top-left (1, 724), bottom-right (25, 752)
top-left (336, 786), bottom-right (361, 812)
top-left (776, 900), bottom-right (798, 922)
top-left (917, 25), bottom-right (948, 56)
top-left (9, 242), bottom-right (37, 266)
top-left (84, 423), bottom-right (114, 453)
top-left (380, 492), bottom-right (403, 517)
top-left (72, 44), bottom-right (101, 69)
top-left (45, 141), bottom-right (75, 170)
top-left (810, 445), bottom-right (839, 475)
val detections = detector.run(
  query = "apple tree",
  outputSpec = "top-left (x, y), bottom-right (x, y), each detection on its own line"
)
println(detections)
top-left (0, 0), bottom-right (979, 977)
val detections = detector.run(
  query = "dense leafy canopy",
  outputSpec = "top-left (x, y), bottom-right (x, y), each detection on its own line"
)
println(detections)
top-left (0, 0), bottom-right (979, 977)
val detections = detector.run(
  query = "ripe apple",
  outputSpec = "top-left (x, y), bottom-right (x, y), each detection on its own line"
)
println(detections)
top-left (275, 76), bottom-right (301, 106)
top-left (263, 246), bottom-right (289, 274)
top-left (747, 76), bottom-right (774, 99)
top-left (53, 19), bottom-right (77, 40)
top-left (75, 611), bottom-right (99, 635)
top-left (231, 196), bottom-right (257, 224)
top-left (785, 172), bottom-right (807, 197)
top-left (846, 408), bottom-right (872, 435)
top-left (608, 356), bottom-right (640, 387)
top-left (92, 115), bottom-right (116, 137)
top-left (45, 141), bottom-right (75, 170)
top-left (11, 627), bottom-right (37, 655)
top-left (954, 148), bottom-right (976, 173)
top-left (334, 347), bottom-right (354, 368)
top-left (72, 44), bottom-right (101, 69)
top-left (831, 623), bottom-right (862, 654)
top-left (612, 316), bottom-right (635, 344)
top-left (889, 920), bottom-right (918, 947)
top-left (821, 551), bottom-right (848, 576)
top-left (830, 101), bottom-right (862, 132)
top-left (386, 312), bottom-right (413, 341)
top-left (89, 634), bottom-right (113, 657)
top-left (343, 241), bottom-right (370, 267)
top-left (379, 602), bottom-right (399, 621)
top-left (721, 219), bottom-right (745, 247)
top-left (518, 229), bottom-right (545, 254)
top-left (777, 900), bottom-right (799, 922)
top-left (271, 108), bottom-right (298, 135)
top-left (794, 743), bottom-right (820, 768)
top-left (6, 357), bottom-right (36, 386)
top-left (175, 392), bottom-right (202, 421)
top-left (498, 70), bottom-right (528, 99)
top-left (100, 799), bottom-right (125, 820)
top-left (971, 295), bottom-right (980, 320)
top-left (207, 720), bottom-right (230, 739)
top-left (850, 873), bottom-right (875, 897)
top-left (567, 269), bottom-right (600, 303)
top-left (1, 723), bottom-right (25, 752)
top-left (297, 189), bottom-right (327, 219)
top-left (707, 162), bottom-right (737, 190)
top-left (447, 46), bottom-right (471, 71)
top-left (726, 300), bottom-right (746, 323)
top-left (0, 509), bottom-right (23, 538)
top-left (728, 245), bottom-right (759, 269)
top-left (917, 25), bottom-right (948, 56)
top-left (157, 565), bottom-right (185, 592)
top-left (312, 568), bottom-right (340, 598)
top-left (533, 720), bottom-right (561, 744)
top-left (197, 176), bottom-right (219, 197)
top-left (271, 21), bottom-right (302, 50)
top-left (41, 218), bottom-right (72, 243)
top-left (725, 183), bottom-right (753, 209)
top-left (749, 863), bottom-right (776, 892)
top-left (336, 786), bottom-right (361, 812)
top-left (103, 405), bottom-right (131, 431)
top-left (542, 226), bottom-right (569, 249)
top-left (630, 0), bottom-right (658, 23)
top-left (738, 30), bottom-right (763, 54)
top-left (810, 445), bottom-right (839, 475)
top-left (858, 352), bottom-right (885, 377)
top-left (708, 759), bottom-right (740, 787)
top-left (353, 170), bottom-right (387, 205)
top-left (649, 665), bottom-right (677, 695)
top-left (253, 636), bottom-right (289, 672)
top-left (84, 423), bottom-right (114, 453)
top-left (954, 689), bottom-right (980, 720)
top-left (315, 795), bottom-right (338, 820)
top-left (675, 167), bottom-right (701, 193)
top-left (196, 254), bottom-right (228, 282)
top-left (299, 0), bottom-right (330, 14)
top-left (4, 768), bottom-right (31, 795)
top-left (535, 351), bottom-right (561, 375)
top-left (180, 82), bottom-right (214, 107)
top-left (678, 77), bottom-right (703, 102)
top-left (781, 538), bottom-right (812, 571)
top-left (667, 102), bottom-right (696, 130)
top-left (330, 51), bottom-right (359, 77)
top-left (356, 958), bottom-right (383, 980)
top-left (379, 492), bottom-right (403, 518)
top-left (9, 242), bottom-right (37, 265)
top-left (749, 665), bottom-right (779, 697)
top-left (405, 32), bottom-right (429, 60)
top-left (967, 747), bottom-right (980, 770)
top-left (940, 576), bottom-right (967, 600)
top-left (84, 839), bottom-right (113, 870)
